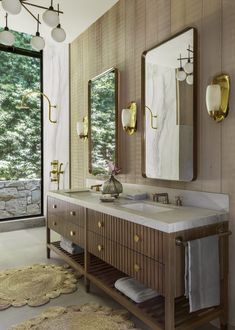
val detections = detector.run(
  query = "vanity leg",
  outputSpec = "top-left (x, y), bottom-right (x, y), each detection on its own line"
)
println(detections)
top-left (46, 226), bottom-right (51, 259)
top-left (85, 278), bottom-right (90, 293)
top-left (219, 231), bottom-right (229, 330)
top-left (165, 234), bottom-right (176, 330)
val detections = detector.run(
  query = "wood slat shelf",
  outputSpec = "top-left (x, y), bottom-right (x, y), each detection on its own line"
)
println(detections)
top-left (48, 243), bottom-right (222, 330)
top-left (48, 241), bottom-right (85, 274)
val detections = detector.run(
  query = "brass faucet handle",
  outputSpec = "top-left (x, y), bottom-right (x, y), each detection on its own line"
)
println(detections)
top-left (90, 184), bottom-right (102, 192)
top-left (175, 196), bottom-right (183, 206)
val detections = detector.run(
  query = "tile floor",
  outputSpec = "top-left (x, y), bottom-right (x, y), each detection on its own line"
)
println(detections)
top-left (0, 226), bottom-right (224, 330)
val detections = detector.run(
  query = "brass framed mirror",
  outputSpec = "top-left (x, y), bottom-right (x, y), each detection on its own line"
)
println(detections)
top-left (88, 68), bottom-right (120, 176)
top-left (142, 27), bottom-right (197, 181)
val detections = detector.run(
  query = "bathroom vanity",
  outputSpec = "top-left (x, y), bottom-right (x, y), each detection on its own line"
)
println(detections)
top-left (46, 190), bottom-right (229, 330)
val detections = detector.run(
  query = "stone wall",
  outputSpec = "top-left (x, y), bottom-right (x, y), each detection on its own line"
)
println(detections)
top-left (0, 179), bottom-right (41, 219)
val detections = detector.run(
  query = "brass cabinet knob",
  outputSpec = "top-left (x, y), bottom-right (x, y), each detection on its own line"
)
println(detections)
top-left (97, 244), bottom-right (103, 252)
top-left (98, 221), bottom-right (104, 228)
top-left (53, 221), bottom-right (57, 226)
top-left (134, 264), bottom-right (140, 272)
top-left (70, 211), bottom-right (76, 216)
top-left (52, 204), bottom-right (57, 209)
top-left (134, 234), bottom-right (140, 243)
top-left (70, 231), bottom-right (76, 236)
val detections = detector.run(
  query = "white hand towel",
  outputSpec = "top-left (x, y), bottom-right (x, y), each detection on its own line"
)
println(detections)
top-left (114, 277), bottom-right (159, 303)
top-left (185, 235), bottom-right (220, 312)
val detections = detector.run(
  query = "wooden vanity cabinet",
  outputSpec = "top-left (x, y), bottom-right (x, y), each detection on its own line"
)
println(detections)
top-left (46, 196), bottom-right (229, 330)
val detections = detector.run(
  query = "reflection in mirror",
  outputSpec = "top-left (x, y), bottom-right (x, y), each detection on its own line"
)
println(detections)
top-left (142, 28), bottom-right (196, 181)
top-left (88, 68), bottom-right (119, 176)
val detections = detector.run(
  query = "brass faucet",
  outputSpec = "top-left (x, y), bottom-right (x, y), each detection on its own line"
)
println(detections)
top-left (50, 160), bottom-right (64, 190)
top-left (90, 184), bottom-right (102, 192)
top-left (152, 193), bottom-right (169, 204)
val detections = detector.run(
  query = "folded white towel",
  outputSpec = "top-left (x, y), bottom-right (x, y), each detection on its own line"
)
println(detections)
top-left (114, 277), bottom-right (159, 303)
top-left (185, 235), bottom-right (220, 312)
top-left (60, 238), bottom-right (84, 255)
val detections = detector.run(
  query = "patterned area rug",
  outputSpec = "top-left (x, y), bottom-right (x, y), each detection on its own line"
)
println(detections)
top-left (0, 264), bottom-right (79, 310)
top-left (9, 304), bottom-right (140, 330)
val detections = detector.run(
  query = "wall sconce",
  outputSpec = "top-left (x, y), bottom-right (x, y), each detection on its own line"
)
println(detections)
top-left (206, 74), bottom-right (230, 122)
top-left (77, 116), bottom-right (88, 140)
top-left (145, 106), bottom-right (157, 129)
top-left (18, 90), bottom-right (57, 123)
top-left (121, 101), bottom-right (137, 135)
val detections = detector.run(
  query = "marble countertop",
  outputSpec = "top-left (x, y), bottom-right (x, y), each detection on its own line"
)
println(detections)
top-left (47, 190), bottom-right (229, 233)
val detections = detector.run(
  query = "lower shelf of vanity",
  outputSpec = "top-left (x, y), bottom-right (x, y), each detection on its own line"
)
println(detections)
top-left (47, 241), bottom-right (223, 330)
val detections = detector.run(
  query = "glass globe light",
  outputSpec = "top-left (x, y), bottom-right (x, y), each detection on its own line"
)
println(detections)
top-left (30, 33), bottom-right (45, 51)
top-left (184, 61), bottom-right (193, 74)
top-left (43, 7), bottom-right (59, 27)
top-left (0, 28), bottom-right (15, 46)
top-left (186, 74), bottom-right (194, 85)
top-left (1, 0), bottom-right (22, 15)
top-left (176, 69), bottom-right (186, 82)
top-left (51, 24), bottom-right (66, 42)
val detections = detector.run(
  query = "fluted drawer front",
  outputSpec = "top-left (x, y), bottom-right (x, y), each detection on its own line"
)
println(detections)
top-left (87, 231), bottom-right (164, 295)
top-left (48, 197), bottom-right (67, 221)
top-left (47, 197), bottom-right (85, 228)
top-left (87, 209), bottom-right (164, 263)
top-left (67, 204), bottom-right (85, 227)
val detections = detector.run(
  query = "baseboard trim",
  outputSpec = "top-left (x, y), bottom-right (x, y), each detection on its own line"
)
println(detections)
top-left (0, 217), bottom-right (45, 233)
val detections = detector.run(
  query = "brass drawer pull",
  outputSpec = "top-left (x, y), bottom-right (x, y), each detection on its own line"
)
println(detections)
top-left (98, 221), bottom-right (104, 228)
top-left (97, 244), bottom-right (103, 252)
top-left (134, 264), bottom-right (140, 272)
top-left (53, 221), bottom-right (57, 226)
top-left (70, 231), bottom-right (76, 236)
top-left (52, 204), bottom-right (57, 209)
top-left (70, 211), bottom-right (76, 216)
top-left (134, 234), bottom-right (140, 243)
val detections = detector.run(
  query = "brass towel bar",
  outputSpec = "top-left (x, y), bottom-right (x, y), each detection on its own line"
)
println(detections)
top-left (175, 230), bottom-right (232, 247)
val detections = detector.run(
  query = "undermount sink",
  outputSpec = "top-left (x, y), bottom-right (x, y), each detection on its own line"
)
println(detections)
top-left (120, 202), bottom-right (172, 214)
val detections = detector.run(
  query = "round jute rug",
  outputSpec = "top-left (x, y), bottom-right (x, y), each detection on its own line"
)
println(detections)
top-left (9, 304), bottom-right (141, 330)
top-left (0, 264), bottom-right (79, 310)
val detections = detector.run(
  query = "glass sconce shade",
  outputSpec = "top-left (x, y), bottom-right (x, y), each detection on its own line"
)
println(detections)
top-left (30, 35), bottom-right (45, 51)
top-left (43, 8), bottom-right (59, 27)
top-left (184, 61), bottom-right (193, 74)
top-left (77, 116), bottom-right (88, 139)
top-left (121, 102), bottom-right (137, 135)
top-left (0, 29), bottom-right (15, 45)
top-left (176, 68), bottom-right (186, 81)
top-left (186, 74), bottom-right (193, 85)
top-left (206, 84), bottom-right (221, 113)
top-left (51, 25), bottom-right (66, 42)
top-left (2, 0), bottom-right (22, 15)
top-left (122, 108), bottom-right (131, 128)
top-left (76, 121), bottom-right (84, 136)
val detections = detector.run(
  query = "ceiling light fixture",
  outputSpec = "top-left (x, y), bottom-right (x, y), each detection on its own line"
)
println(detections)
top-left (0, 13), bottom-right (15, 46)
top-left (0, 0), bottom-right (66, 50)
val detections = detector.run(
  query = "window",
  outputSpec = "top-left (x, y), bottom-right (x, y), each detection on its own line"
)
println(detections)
top-left (0, 31), bottom-right (43, 220)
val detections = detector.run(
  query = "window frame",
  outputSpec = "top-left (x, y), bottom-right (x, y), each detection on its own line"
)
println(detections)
top-left (0, 44), bottom-right (44, 220)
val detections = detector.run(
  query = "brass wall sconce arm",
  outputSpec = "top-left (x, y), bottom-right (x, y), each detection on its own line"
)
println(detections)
top-left (77, 116), bottom-right (88, 140)
top-left (206, 74), bottom-right (230, 123)
top-left (121, 101), bottom-right (137, 135)
top-left (145, 105), bottom-right (158, 129)
top-left (18, 91), bottom-right (57, 123)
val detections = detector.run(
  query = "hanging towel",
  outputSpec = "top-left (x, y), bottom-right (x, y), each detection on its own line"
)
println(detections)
top-left (114, 277), bottom-right (159, 303)
top-left (185, 235), bottom-right (220, 312)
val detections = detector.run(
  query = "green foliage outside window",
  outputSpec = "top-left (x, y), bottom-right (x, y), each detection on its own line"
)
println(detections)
top-left (0, 32), bottom-right (41, 180)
